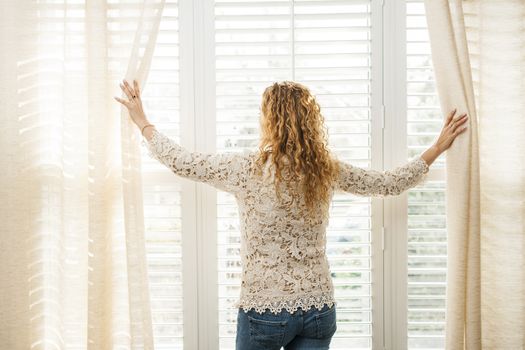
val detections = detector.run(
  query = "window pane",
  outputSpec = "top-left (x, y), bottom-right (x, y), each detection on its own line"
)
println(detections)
top-left (407, 181), bottom-right (447, 349)
top-left (406, 0), bottom-right (444, 168)
top-left (406, 1), bottom-right (447, 349)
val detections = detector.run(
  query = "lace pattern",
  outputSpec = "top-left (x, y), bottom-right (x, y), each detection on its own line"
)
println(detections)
top-left (142, 128), bottom-right (254, 193)
top-left (334, 157), bottom-right (430, 196)
top-left (142, 128), bottom-right (430, 315)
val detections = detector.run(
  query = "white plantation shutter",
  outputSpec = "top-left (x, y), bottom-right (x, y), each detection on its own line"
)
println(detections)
top-left (141, 1), bottom-right (184, 348)
top-left (213, 1), bottom-right (377, 349)
top-left (406, 1), bottom-right (447, 348)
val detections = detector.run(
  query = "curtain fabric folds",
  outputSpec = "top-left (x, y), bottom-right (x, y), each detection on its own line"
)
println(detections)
top-left (0, 0), bottom-right (165, 348)
top-left (424, 1), bottom-right (525, 349)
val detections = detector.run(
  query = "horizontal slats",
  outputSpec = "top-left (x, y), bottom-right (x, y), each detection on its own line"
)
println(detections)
top-left (406, 3), bottom-right (447, 349)
top-left (215, 1), bottom-right (373, 349)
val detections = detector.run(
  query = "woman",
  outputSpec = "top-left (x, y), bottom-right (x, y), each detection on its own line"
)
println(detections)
top-left (115, 79), bottom-right (468, 350)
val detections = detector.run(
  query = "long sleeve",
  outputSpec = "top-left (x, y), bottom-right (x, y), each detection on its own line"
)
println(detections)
top-left (334, 156), bottom-right (430, 196)
top-left (141, 128), bottom-right (252, 193)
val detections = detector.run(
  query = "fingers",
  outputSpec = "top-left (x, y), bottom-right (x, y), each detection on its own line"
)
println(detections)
top-left (445, 108), bottom-right (457, 126)
top-left (123, 79), bottom-right (135, 96)
top-left (114, 96), bottom-right (130, 107)
top-left (133, 80), bottom-right (141, 97)
top-left (450, 113), bottom-right (468, 131)
top-left (121, 79), bottom-right (140, 100)
top-left (120, 81), bottom-right (133, 100)
top-left (454, 125), bottom-right (468, 136)
top-left (452, 116), bottom-right (469, 135)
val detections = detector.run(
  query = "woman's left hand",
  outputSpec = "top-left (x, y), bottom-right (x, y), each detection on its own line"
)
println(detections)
top-left (114, 79), bottom-right (149, 128)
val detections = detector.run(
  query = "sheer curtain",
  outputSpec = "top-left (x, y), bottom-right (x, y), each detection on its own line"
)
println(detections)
top-left (0, 0), bottom-right (165, 348)
top-left (424, 1), bottom-right (524, 348)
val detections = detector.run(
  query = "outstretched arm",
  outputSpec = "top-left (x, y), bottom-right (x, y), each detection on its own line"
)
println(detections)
top-left (141, 127), bottom-right (249, 192)
top-left (335, 108), bottom-right (469, 196)
top-left (334, 156), bottom-right (430, 196)
top-left (115, 79), bottom-right (250, 193)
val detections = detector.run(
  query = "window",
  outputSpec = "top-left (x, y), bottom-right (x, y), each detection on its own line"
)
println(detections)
top-left (140, 1), bottom-right (447, 348)
top-left (213, 1), bottom-right (378, 348)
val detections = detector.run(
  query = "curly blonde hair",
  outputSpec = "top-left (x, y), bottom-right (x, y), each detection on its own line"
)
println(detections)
top-left (254, 81), bottom-right (340, 213)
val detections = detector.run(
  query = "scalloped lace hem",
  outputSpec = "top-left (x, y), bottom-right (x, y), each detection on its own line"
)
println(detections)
top-left (235, 293), bottom-right (337, 315)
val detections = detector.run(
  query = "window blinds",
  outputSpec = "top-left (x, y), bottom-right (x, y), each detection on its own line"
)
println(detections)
top-left (214, 1), bottom-right (374, 349)
top-left (406, 1), bottom-right (447, 348)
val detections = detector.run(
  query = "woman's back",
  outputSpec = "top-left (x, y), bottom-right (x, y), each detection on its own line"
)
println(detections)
top-left (235, 151), bottom-right (335, 314)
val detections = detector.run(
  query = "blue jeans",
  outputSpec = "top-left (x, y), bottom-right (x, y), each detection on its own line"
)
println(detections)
top-left (236, 303), bottom-right (337, 350)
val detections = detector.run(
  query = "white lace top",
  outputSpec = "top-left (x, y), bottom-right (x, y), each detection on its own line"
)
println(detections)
top-left (142, 128), bottom-right (430, 315)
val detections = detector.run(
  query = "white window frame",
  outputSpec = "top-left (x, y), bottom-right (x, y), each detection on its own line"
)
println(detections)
top-left (384, 1), bottom-right (446, 349)
top-left (383, 0), bottom-right (410, 348)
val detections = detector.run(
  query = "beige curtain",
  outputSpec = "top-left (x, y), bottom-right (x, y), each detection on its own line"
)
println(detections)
top-left (424, 1), bottom-right (525, 349)
top-left (0, 0), bottom-right (165, 348)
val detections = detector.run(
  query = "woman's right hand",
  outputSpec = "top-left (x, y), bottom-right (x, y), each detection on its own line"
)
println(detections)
top-left (434, 108), bottom-right (469, 153)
